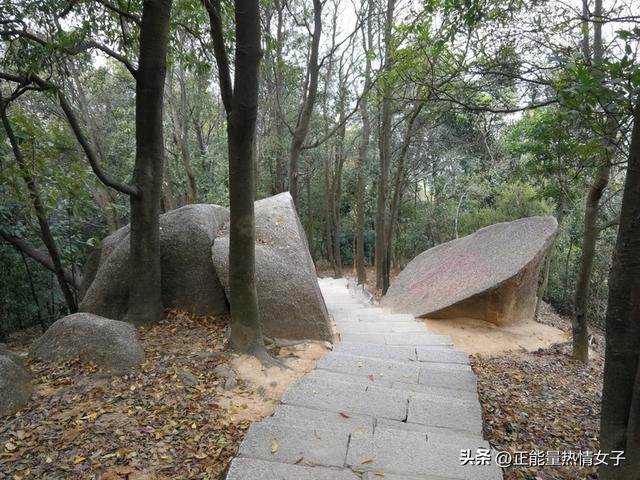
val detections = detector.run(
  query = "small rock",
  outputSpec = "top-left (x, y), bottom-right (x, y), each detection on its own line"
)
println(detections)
top-left (30, 313), bottom-right (144, 376)
top-left (213, 365), bottom-right (236, 380)
top-left (177, 368), bottom-right (198, 386)
top-left (0, 353), bottom-right (33, 417)
top-left (223, 377), bottom-right (237, 390)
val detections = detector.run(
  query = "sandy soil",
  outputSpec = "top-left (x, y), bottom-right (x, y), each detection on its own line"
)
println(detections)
top-left (221, 342), bottom-right (329, 423)
top-left (421, 315), bottom-right (569, 356)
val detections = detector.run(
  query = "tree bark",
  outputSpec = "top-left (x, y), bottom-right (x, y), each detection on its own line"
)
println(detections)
top-left (599, 98), bottom-right (640, 479)
top-left (288, 0), bottom-right (322, 206)
top-left (572, 0), bottom-right (612, 362)
top-left (226, 0), bottom-right (265, 354)
top-left (385, 103), bottom-right (422, 286)
top-left (355, 0), bottom-right (373, 285)
top-left (205, 0), bottom-right (266, 354)
top-left (375, 0), bottom-right (395, 292)
top-left (125, 0), bottom-right (172, 325)
top-left (0, 103), bottom-right (78, 313)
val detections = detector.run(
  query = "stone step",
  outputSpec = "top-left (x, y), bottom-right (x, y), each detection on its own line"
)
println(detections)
top-left (271, 403), bottom-right (375, 434)
top-left (226, 458), bottom-right (359, 480)
top-left (339, 332), bottom-right (453, 346)
top-left (346, 429), bottom-right (502, 480)
top-left (238, 422), bottom-right (350, 468)
top-left (333, 343), bottom-right (469, 366)
top-left (334, 321), bottom-right (427, 334)
top-left (282, 380), bottom-right (409, 420)
top-left (318, 352), bottom-right (421, 383)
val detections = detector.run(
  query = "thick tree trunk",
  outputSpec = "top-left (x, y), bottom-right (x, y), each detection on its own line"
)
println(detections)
top-left (288, 0), bottom-right (322, 206)
top-left (1, 106), bottom-right (78, 313)
top-left (126, 0), bottom-right (172, 325)
top-left (226, 0), bottom-right (265, 354)
top-left (599, 99), bottom-right (640, 479)
top-left (375, 0), bottom-right (395, 292)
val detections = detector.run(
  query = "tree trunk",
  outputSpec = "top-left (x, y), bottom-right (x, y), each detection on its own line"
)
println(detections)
top-left (599, 98), bottom-right (640, 479)
top-left (535, 199), bottom-right (565, 319)
top-left (306, 173), bottom-right (315, 262)
top-left (355, 0), bottom-right (373, 285)
top-left (168, 66), bottom-right (197, 203)
top-left (332, 126), bottom-right (345, 278)
top-left (0, 105), bottom-right (78, 313)
top-left (126, 0), bottom-right (172, 325)
top-left (323, 155), bottom-right (335, 269)
top-left (385, 103), bottom-right (422, 289)
top-left (375, 0), bottom-right (395, 292)
top-left (572, 0), bottom-right (611, 362)
top-left (288, 0), bottom-right (322, 206)
top-left (226, 0), bottom-right (265, 354)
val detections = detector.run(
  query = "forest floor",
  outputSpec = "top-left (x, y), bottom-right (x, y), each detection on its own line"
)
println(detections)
top-left (335, 265), bottom-right (605, 480)
top-left (1, 311), bottom-right (326, 480)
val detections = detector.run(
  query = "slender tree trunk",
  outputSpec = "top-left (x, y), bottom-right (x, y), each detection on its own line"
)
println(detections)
top-left (68, 63), bottom-right (120, 231)
top-left (323, 156), bottom-right (335, 269)
top-left (599, 98), bottom-right (640, 479)
top-left (126, 0), bottom-right (172, 325)
top-left (273, 0), bottom-right (287, 193)
top-left (355, 0), bottom-right (373, 285)
top-left (535, 199), bottom-right (565, 319)
top-left (306, 173), bottom-right (315, 262)
top-left (0, 104), bottom-right (78, 313)
top-left (385, 103), bottom-right (422, 287)
top-left (376, 0), bottom-right (395, 292)
top-left (288, 0), bottom-right (322, 206)
top-left (171, 68), bottom-right (198, 203)
top-left (572, 0), bottom-right (612, 361)
top-left (332, 126), bottom-right (346, 278)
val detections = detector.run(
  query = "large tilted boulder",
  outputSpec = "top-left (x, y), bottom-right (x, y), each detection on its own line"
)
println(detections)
top-left (79, 204), bottom-right (230, 319)
top-left (212, 192), bottom-right (332, 341)
top-left (0, 345), bottom-right (33, 417)
top-left (30, 313), bottom-right (144, 375)
top-left (382, 216), bottom-right (558, 325)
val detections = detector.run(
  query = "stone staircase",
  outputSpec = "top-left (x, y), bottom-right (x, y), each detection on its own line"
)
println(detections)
top-left (225, 277), bottom-right (503, 479)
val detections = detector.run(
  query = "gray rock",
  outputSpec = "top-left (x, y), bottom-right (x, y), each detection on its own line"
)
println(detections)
top-left (79, 204), bottom-right (230, 321)
top-left (0, 343), bottom-right (24, 365)
top-left (0, 352), bottom-right (32, 417)
top-left (212, 193), bottom-right (331, 341)
top-left (382, 216), bottom-right (558, 325)
top-left (30, 313), bottom-right (144, 375)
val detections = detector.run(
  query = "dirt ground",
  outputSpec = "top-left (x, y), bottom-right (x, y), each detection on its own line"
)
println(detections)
top-left (0, 311), bottom-right (327, 480)
top-left (421, 312), bottom-right (569, 356)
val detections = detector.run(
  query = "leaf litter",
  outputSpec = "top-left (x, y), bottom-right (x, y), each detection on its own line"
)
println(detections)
top-left (1, 310), bottom-right (328, 479)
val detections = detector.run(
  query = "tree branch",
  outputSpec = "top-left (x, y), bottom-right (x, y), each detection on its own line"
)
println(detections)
top-left (0, 230), bottom-right (81, 289)
top-left (0, 71), bottom-right (138, 197)
top-left (203, 0), bottom-right (233, 115)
